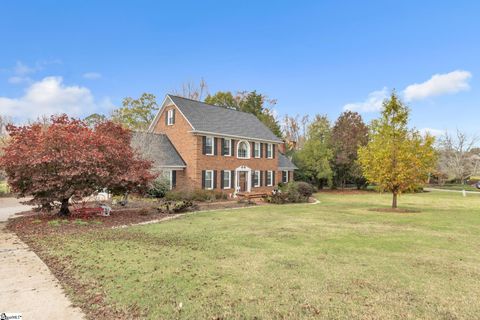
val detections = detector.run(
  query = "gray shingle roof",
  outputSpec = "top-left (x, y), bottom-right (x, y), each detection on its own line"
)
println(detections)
top-left (278, 152), bottom-right (297, 170)
top-left (131, 132), bottom-right (186, 169)
top-left (168, 95), bottom-right (283, 143)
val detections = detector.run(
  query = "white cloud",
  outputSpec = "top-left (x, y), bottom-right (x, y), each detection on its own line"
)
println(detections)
top-left (343, 87), bottom-right (388, 112)
top-left (7, 61), bottom-right (36, 84)
top-left (14, 61), bottom-right (36, 76)
top-left (83, 72), bottom-right (102, 80)
top-left (403, 70), bottom-right (472, 101)
top-left (419, 128), bottom-right (445, 137)
top-left (0, 76), bottom-right (111, 121)
top-left (8, 76), bottom-right (31, 84)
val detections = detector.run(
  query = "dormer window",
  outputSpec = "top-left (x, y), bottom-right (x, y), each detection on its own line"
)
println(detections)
top-left (167, 109), bottom-right (175, 125)
top-left (237, 140), bottom-right (250, 159)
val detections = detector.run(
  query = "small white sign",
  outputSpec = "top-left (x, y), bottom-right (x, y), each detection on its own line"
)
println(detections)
top-left (0, 313), bottom-right (22, 320)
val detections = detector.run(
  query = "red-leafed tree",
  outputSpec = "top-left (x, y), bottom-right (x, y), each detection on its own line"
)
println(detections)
top-left (0, 115), bottom-right (155, 216)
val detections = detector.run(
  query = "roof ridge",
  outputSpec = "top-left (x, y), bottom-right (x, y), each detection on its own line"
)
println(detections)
top-left (167, 94), bottom-right (258, 117)
top-left (166, 94), bottom-right (283, 143)
top-left (132, 130), bottom-right (166, 137)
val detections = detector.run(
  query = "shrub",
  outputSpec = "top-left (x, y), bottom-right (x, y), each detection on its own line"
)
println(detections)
top-left (214, 190), bottom-right (228, 201)
top-left (266, 181), bottom-right (314, 204)
top-left (296, 181), bottom-right (315, 198)
top-left (191, 189), bottom-right (216, 201)
top-left (164, 190), bottom-right (190, 201)
top-left (285, 182), bottom-right (304, 203)
top-left (157, 200), bottom-right (197, 213)
top-left (164, 189), bottom-right (228, 202)
top-left (265, 192), bottom-right (290, 204)
top-left (147, 178), bottom-right (170, 198)
top-left (0, 180), bottom-right (10, 196)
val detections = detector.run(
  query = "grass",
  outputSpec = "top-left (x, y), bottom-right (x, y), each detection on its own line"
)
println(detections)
top-left (37, 191), bottom-right (480, 319)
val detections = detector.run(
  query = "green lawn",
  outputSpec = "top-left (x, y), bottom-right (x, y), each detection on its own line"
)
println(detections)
top-left (38, 191), bottom-right (480, 319)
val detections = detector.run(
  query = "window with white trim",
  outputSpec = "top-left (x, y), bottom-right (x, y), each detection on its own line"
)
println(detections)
top-left (223, 170), bottom-right (231, 189)
top-left (205, 136), bottom-right (214, 155)
top-left (266, 143), bottom-right (273, 158)
top-left (205, 170), bottom-right (214, 190)
top-left (254, 142), bottom-right (260, 158)
top-left (266, 170), bottom-right (273, 186)
top-left (223, 138), bottom-right (231, 156)
top-left (167, 109), bottom-right (174, 125)
top-left (282, 170), bottom-right (289, 183)
top-left (253, 170), bottom-right (260, 187)
top-left (237, 140), bottom-right (250, 159)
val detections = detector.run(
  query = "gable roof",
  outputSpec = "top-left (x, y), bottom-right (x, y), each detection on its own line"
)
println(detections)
top-left (131, 131), bottom-right (186, 169)
top-left (151, 94), bottom-right (283, 143)
top-left (278, 152), bottom-right (298, 170)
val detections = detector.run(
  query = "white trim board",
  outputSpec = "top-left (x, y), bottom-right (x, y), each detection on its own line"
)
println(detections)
top-left (189, 130), bottom-right (282, 144)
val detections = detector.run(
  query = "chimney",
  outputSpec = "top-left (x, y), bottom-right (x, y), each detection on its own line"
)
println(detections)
top-left (278, 140), bottom-right (287, 154)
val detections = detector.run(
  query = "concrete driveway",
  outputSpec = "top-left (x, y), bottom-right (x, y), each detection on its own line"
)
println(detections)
top-left (0, 197), bottom-right (31, 222)
top-left (0, 197), bottom-right (85, 319)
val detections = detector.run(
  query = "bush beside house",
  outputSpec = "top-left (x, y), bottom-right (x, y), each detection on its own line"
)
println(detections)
top-left (266, 181), bottom-right (315, 204)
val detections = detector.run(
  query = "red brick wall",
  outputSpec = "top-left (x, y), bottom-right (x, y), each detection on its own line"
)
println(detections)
top-left (152, 103), bottom-right (198, 191)
top-left (194, 136), bottom-right (280, 193)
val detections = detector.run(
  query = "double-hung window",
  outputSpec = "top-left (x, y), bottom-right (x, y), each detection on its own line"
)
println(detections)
top-left (253, 170), bottom-right (260, 187)
top-left (223, 170), bottom-right (231, 189)
top-left (266, 143), bottom-right (273, 159)
top-left (266, 170), bottom-right (273, 186)
top-left (223, 138), bottom-right (231, 156)
top-left (254, 142), bottom-right (260, 158)
top-left (167, 109), bottom-right (174, 125)
top-left (205, 170), bottom-right (214, 189)
top-left (205, 136), bottom-right (214, 155)
top-left (282, 170), bottom-right (289, 183)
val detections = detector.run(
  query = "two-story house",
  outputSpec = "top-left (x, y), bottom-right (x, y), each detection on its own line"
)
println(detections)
top-left (133, 94), bottom-right (296, 195)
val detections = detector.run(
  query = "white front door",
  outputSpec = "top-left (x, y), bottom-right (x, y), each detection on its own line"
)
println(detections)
top-left (235, 166), bottom-right (251, 193)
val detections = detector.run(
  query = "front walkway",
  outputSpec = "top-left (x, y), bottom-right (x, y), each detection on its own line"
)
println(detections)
top-left (0, 198), bottom-right (85, 319)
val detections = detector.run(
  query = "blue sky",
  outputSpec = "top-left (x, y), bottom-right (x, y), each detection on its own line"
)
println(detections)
top-left (1, 0), bottom-right (479, 136)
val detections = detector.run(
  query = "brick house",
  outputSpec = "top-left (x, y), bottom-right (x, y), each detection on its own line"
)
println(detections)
top-left (133, 94), bottom-right (296, 195)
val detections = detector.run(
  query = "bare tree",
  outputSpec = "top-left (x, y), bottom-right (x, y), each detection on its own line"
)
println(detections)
top-left (282, 114), bottom-right (310, 151)
top-left (0, 115), bottom-right (13, 180)
top-left (172, 78), bottom-right (209, 101)
top-left (0, 115), bottom-right (12, 136)
top-left (437, 130), bottom-right (480, 184)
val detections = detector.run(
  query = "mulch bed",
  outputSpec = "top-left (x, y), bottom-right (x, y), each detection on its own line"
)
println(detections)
top-left (7, 198), bottom-right (257, 239)
top-left (7, 208), bottom-right (171, 239)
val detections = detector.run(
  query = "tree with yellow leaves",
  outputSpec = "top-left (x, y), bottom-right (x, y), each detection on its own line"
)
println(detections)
top-left (358, 92), bottom-right (436, 208)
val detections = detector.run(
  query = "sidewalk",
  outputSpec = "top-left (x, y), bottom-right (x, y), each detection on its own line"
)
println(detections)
top-left (0, 199), bottom-right (85, 319)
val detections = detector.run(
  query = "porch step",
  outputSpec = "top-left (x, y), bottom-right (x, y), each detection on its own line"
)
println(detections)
top-left (236, 192), bottom-right (268, 200)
